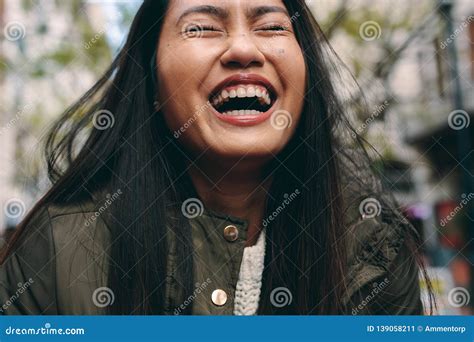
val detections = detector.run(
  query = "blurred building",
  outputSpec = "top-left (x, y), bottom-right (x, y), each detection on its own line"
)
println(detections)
top-left (311, 0), bottom-right (473, 313)
top-left (380, 0), bottom-right (473, 313)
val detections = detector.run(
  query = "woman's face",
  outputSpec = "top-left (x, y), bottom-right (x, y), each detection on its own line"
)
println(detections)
top-left (156, 0), bottom-right (306, 165)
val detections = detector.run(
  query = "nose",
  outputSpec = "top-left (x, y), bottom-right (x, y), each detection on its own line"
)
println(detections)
top-left (220, 32), bottom-right (265, 69)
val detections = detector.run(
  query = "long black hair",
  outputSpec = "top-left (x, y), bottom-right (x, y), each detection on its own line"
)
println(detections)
top-left (1, 0), bottom-right (433, 314)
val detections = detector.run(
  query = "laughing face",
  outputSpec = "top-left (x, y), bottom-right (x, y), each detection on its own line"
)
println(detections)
top-left (156, 0), bottom-right (306, 166)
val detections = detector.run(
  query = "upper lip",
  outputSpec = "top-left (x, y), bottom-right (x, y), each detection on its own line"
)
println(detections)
top-left (209, 73), bottom-right (277, 99)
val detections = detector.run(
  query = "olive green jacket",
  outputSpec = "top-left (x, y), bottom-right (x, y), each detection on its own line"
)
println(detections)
top-left (0, 197), bottom-right (423, 315)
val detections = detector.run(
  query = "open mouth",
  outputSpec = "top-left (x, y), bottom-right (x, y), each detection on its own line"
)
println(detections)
top-left (209, 80), bottom-right (276, 116)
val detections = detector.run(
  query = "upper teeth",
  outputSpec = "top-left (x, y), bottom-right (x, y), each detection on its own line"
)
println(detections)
top-left (212, 85), bottom-right (272, 108)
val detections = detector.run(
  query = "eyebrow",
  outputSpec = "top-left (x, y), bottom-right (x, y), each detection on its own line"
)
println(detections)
top-left (177, 5), bottom-right (229, 23)
top-left (246, 5), bottom-right (289, 20)
top-left (176, 5), bottom-right (289, 24)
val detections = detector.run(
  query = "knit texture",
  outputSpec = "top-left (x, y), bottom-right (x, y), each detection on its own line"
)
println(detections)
top-left (233, 229), bottom-right (266, 315)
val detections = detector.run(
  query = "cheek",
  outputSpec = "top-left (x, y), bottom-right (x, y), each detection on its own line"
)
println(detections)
top-left (259, 36), bottom-right (306, 96)
top-left (156, 45), bottom-right (202, 131)
top-left (156, 44), bottom-right (194, 102)
top-left (270, 42), bottom-right (307, 126)
top-left (279, 43), bottom-right (306, 95)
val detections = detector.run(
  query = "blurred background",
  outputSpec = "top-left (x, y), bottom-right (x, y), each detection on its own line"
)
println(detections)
top-left (0, 0), bottom-right (473, 315)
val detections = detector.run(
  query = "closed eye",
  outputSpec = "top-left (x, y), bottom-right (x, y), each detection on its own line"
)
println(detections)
top-left (183, 24), bottom-right (220, 33)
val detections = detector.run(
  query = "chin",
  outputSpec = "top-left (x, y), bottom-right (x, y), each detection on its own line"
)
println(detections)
top-left (209, 142), bottom-right (285, 160)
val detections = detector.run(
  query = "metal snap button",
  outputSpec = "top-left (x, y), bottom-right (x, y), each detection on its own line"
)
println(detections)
top-left (223, 225), bottom-right (239, 242)
top-left (211, 289), bottom-right (228, 306)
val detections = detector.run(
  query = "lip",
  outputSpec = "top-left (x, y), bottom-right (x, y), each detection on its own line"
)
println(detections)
top-left (209, 73), bottom-right (278, 127)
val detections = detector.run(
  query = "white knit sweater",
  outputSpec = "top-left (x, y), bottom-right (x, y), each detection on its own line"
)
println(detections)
top-left (233, 229), bottom-right (266, 315)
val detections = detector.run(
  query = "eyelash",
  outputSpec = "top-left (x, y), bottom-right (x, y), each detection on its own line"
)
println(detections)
top-left (200, 25), bottom-right (219, 31)
top-left (260, 24), bottom-right (289, 32)
top-left (184, 24), bottom-right (219, 33)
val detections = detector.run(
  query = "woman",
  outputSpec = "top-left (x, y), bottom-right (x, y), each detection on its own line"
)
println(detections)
top-left (0, 0), bottom-right (432, 315)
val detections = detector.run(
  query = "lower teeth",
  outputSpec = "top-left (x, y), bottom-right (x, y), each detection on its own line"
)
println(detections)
top-left (222, 110), bottom-right (262, 116)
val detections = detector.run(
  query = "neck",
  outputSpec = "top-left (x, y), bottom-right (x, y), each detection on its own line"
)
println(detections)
top-left (188, 160), bottom-right (271, 247)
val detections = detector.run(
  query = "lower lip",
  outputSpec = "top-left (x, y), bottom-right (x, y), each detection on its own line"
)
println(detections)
top-left (211, 102), bottom-right (276, 127)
